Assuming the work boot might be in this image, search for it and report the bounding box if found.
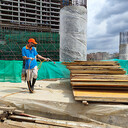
[27,81,33,93]
[32,78,36,91]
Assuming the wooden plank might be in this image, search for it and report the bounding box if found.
[75,97,128,103]
[13,110,24,115]
[73,89,128,97]
[0,107,16,112]
[5,119,93,128]
[74,61,118,63]
[36,119,80,128]
[72,86,128,90]
[9,115,36,123]
[9,115,87,128]
[62,61,119,66]
[63,61,118,64]
[71,79,128,82]
[71,75,128,82]
[36,118,93,128]
[71,75,128,78]
[71,82,128,87]
[67,66,121,70]
[64,63,119,66]
[70,70,126,74]
[73,90,128,103]
[69,68,123,71]
[71,74,128,77]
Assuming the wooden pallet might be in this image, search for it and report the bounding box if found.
[63,61,128,103]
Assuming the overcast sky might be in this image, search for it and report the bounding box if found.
[87,0,128,54]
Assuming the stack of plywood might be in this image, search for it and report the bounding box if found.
[63,61,128,103]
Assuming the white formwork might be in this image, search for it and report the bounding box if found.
[59,6,87,61]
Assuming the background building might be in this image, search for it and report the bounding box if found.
[87,52,119,61]
[0,0,87,60]
[0,0,61,32]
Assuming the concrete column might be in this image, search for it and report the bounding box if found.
[49,0,51,30]
[40,0,42,24]
[60,6,87,61]
[0,0,2,24]
[119,32,128,60]
[18,0,20,24]
[119,44,128,60]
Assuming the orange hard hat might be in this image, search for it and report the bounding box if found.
[28,38,37,44]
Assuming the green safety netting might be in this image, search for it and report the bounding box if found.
[4,32,59,43]
[1,59,128,83]
[37,61,70,80]
[0,60,70,83]
[0,28,60,60]
[103,59,128,74]
[0,60,23,83]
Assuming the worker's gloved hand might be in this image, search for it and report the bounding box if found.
[45,58,51,61]
[29,57,34,61]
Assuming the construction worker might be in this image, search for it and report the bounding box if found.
[22,38,49,93]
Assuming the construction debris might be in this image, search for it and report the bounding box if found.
[63,61,128,103]
[0,106,104,128]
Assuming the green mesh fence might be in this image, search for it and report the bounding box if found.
[37,61,70,80]
[0,60,70,83]
[103,59,128,74]
[0,60,23,83]
[1,59,128,83]
[0,28,59,61]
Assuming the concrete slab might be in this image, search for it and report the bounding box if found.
[0,79,128,127]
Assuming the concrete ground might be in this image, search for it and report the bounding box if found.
[0,79,128,127]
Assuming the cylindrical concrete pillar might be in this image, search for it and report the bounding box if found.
[59,6,87,61]
[119,32,128,60]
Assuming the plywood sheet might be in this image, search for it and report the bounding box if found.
[71,82,128,87]
[71,74,128,77]
[67,66,121,70]
[62,61,119,66]
[73,90,128,102]
[71,75,128,82]
[70,70,126,74]
[72,86,128,90]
